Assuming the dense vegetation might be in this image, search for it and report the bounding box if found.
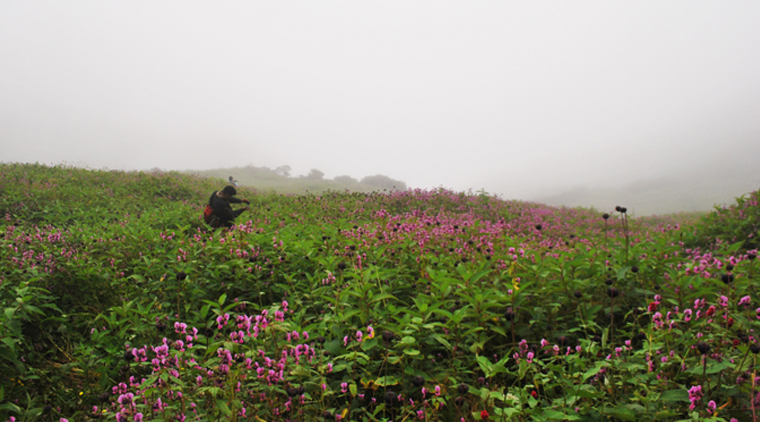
[1,163,758,422]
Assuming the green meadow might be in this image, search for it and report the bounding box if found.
[1,163,759,422]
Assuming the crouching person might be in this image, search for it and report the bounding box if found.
[204,186,250,228]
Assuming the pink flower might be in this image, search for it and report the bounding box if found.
[688,385,702,410]
[707,400,717,414]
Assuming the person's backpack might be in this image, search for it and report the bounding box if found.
[203,205,217,226]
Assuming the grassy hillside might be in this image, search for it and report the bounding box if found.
[187,165,407,195]
[1,163,759,421]
[534,170,760,216]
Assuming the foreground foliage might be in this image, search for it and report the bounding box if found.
[1,163,758,422]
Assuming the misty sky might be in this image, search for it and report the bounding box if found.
[2,1,759,204]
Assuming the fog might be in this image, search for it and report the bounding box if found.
[2,2,759,214]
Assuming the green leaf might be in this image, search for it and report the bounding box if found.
[477,355,492,376]
[400,336,417,345]
[582,366,603,382]
[432,334,452,350]
[660,388,689,403]
[705,361,732,374]
[200,303,211,319]
[0,402,22,414]
[375,376,399,386]
[4,307,15,320]
[606,406,637,421]
[542,409,579,420]
[217,399,232,417]
[370,293,397,303]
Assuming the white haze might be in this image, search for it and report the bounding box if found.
[2,2,759,214]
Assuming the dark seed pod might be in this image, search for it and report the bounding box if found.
[748,252,757,261]
[457,383,469,394]
[631,266,639,273]
[382,331,395,342]
[156,322,167,332]
[607,287,620,298]
[726,264,734,271]
[287,387,298,397]
[620,207,627,214]
[615,206,621,212]
[721,274,735,284]
[535,224,542,231]
[574,290,582,298]
[384,390,397,405]
[602,213,610,220]
[751,344,760,354]
[412,375,425,387]
[504,308,514,321]
[455,396,465,407]
[124,349,133,362]
[696,342,710,355]
[176,271,187,281]
[604,278,613,286]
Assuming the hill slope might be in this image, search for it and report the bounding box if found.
[1,163,757,421]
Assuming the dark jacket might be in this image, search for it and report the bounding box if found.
[209,191,245,227]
